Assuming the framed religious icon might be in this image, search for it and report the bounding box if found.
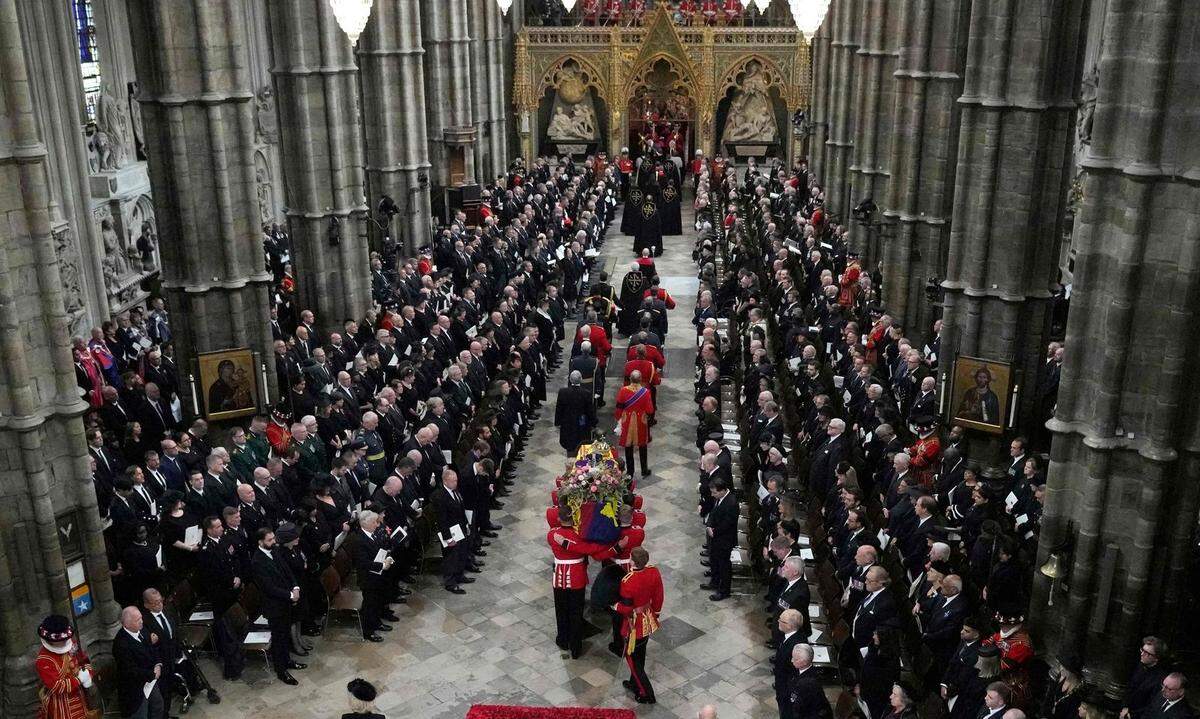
[950,356,1012,434]
[197,348,258,421]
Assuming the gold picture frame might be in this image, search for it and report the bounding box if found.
[950,355,1012,434]
[197,348,259,421]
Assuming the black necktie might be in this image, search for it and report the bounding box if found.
[158,613,171,638]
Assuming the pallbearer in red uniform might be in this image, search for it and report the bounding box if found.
[34,615,97,719]
[607,506,647,655]
[615,371,655,478]
[624,345,661,424]
[906,416,942,490]
[547,509,620,658]
[613,547,664,704]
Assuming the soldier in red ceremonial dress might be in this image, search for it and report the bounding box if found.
[612,547,664,704]
[35,615,97,719]
[906,417,942,490]
[987,613,1035,709]
[615,372,656,478]
[548,511,620,658]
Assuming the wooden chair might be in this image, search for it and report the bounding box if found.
[225,604,272,676]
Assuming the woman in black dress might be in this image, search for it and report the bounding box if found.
[159,492,199,581]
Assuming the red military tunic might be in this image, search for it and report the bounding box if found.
[35,645,93,719]
[626,343,665,369]
[701,0,720,22]
[907,434,942,490]
[575,324,612,367]
[632,508,646,526]
[546,506,561,528]
[988,627,1035,708]
[722,0,743,22]
[613,526,646,569]
[615,383,655,447]
[618,157,634,176]
[624,359,659,387]
[548,527,616,589]
[266,420,291,455]
[643,287,677,309]
[614,565,664,651]
[691,156,708,177]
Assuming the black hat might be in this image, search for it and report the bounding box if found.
[275,522,299,544]
[994,611,1025,625]
[38,615,73,643]
[976,643,1000,659]
[962,613,992,634]
[1058,651,1084,676]
[347,440,368,452]
[347,678,377,702]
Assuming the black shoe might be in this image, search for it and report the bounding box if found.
[378,623,393,632]
[387,596,408,605]
[570,648,583,659]
[700,560,711,567]
[765,640,778,650]
[487,523,503,531]
[709,592,730,601]
[466,566,483,574]
[704,571,712,577]
[700,550,709,557]
[397,586,413,595]
[277,673,298,685]
[460,576,477,583]
[292,647,309,657]
[382,612,400,622]
[642,470,651,478]
[700,583,717,591]
[446,585,466,594]
[490,501,505,509]
[364,634,384,642]
[636,695,657,704]
[609,643,624,657]
[206,690,221,704]
[222,671,243,682]
[481,531,499,538]
[301,627,322,637]
[287,661,307,670]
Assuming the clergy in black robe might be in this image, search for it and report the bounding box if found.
[620,163,648,236]
[660,162,683,236]
[618,267,647,337]
[634,194,663,257]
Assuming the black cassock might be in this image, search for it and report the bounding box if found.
[620,164,647,236]
[660,163,683,236]
[618,271,647,337]
[554,385,597,453]
[634,195,663,257]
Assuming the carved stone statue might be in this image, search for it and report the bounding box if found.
[256,164,273,225]
[53,228,86,316]
[128,81,146,161]
[722,63,779,145]
[547,104,597,141]
[86,124,118,172]
[1077,64,1098,149]
[100,218,131,291]
[255,86,278,144]
[97,82,129,169]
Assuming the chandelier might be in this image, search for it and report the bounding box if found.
[495,0,513,14]
[789,0,830,36]
[327,0,374,46]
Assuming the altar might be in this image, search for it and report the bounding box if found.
[514,7,811,165]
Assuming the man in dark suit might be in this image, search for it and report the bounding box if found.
[847,566,897,668]
[430,467,472,594]
[568,342,600,406]
[100,385,132,435]
[554,371,597,454]
[921,574,969,671]
[137,382,176,446]
[1144,673,1192,719]
[702,478,738,601]
[1122,637,1173,719]
[193,516,244,680]
[771,557,812,645]
[142,587,220,710]
[695,397,722,451]
[112,606,165,719]
[250,528,304,685]
[346,510,399,642]
[774,608,809,719]
[786,643,834,719]
[88,427,125,489]
[809,418,848,500]
[158,438,186,491]
[184,472,224,521]
[107,478,141,554]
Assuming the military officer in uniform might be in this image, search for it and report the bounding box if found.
[613,546,664,704]
[354,412,388,487]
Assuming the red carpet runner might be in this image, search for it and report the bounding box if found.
[466,706,637,719]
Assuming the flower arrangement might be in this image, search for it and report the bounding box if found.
[556,438,628,506]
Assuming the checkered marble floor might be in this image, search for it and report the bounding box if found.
[189,201,783,719]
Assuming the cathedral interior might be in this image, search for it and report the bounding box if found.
[1,0,1198,717]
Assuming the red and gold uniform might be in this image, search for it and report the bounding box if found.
[626,343,665,370]
[615,383,654,447]
[678,0,698,24]
[643,286,677,309]
[612,526,646,569]
[838,258,862,307]
[906,432,942,490]
[265,416,292,456]
[603,0,623,24]
[574,323,612,367]
[631,508,646,526]
[988,624,1035,708]
[582,0,600,23]
[35,616,95,719]
[548,526,617,655]
[613,564,664,701]
[700,0,719,24]
[624,358,659,388]
[722,0,743,23]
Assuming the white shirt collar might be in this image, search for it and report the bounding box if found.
[1000,625,1021,639]
[783,630,797,641]
[124,628,142,642]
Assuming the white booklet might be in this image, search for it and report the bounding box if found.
[244,631,272,645]
[184,525,202,546]
[439,524,466,547]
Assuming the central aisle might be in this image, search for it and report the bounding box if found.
[199,199,779,719]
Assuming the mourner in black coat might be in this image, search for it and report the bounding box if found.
[554,376,597,454]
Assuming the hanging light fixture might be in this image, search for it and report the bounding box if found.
[327,0,374,46]
[790,0,830,36]
[561,0,578,12]
[752,0,770,11]
[495,0,513,14]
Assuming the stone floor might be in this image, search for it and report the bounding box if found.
[187,200,783,718]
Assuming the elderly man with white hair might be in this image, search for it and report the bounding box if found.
[810,417,849,499]
[785,643,832,719]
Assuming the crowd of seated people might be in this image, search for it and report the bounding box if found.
[79,154,620,713]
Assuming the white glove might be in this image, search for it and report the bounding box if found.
[77,668,93,688]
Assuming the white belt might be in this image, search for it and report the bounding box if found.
[554,558,585,565]
[614,558,632,565]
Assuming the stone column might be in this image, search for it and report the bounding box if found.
[937,0,1082,431]
[360,0,433,254]
[265,0,371,332]
[0,0,120,711]
[809,20,832,174]
[424,0,478,198]
[825,0,860,216]
[880,0,969,336]
[486,1,511,176]
[847,0,899,222]
[468,0,491,182]
[1034,0,1200,687]
[126,0,275,399]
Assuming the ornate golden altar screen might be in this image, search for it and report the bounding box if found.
[514,6,811,163]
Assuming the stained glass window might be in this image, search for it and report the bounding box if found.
[74,0,101,121]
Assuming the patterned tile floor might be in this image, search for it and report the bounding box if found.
[188,201,782,718]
